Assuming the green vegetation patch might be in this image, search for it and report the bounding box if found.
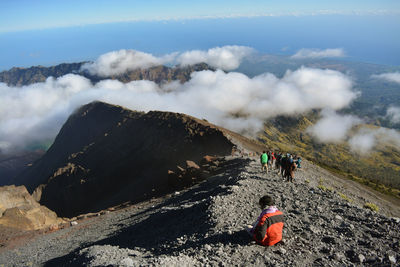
[364,202,379,212]
[338,192,353,203]
[317,179,333,192]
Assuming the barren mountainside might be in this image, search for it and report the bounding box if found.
[16,101,264,218]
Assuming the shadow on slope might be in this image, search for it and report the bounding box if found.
[44,158,252,266]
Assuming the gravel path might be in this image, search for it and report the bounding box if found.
[0,156,399,266]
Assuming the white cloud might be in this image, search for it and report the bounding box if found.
[378,128,400,148]
[80,46,254,76]
[0,75,92,152]
[176,46,255,70]
[348,129,376,154]
[386,106,400,124]
[307,109,362,143]
[291,48,345,59]
[349,127,400,154]
[80,49,176,77]
[0,65,357,152]
[372,72,400,84]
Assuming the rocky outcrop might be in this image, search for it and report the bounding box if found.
[167,157,225,188]
[0,185,64,230]
[16,102,265,218]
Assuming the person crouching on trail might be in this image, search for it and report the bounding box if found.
[247,195,284,246]
[260,151,268,173]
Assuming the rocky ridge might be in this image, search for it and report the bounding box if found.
[16,101,265,218]
[0,156,398,266]
[0,62,213,86]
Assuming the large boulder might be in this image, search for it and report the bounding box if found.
[0,185,64,230]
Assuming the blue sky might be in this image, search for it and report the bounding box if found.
[1,0,399,32]
[0,1,399,70]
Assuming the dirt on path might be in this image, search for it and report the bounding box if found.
[0,156,399,266]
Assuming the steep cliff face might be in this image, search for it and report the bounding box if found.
[17,101,242,217]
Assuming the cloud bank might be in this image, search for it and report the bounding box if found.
[176,46,254,70]
[291,48,345,59]
[349,127,400,154]
[386,106,400,124]
[0,66,356,152]
[307,109,362,143]
[348,129,376,154]
[306,108,400,154]
[372,72,400,84]
[81,46,254,77]
[80,50,175,77]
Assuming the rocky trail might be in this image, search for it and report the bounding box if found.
[0,156,399,266]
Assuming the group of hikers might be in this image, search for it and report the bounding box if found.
[247,151,302,247]
[260,150,302,183]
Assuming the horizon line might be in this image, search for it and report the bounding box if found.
[1,9,399,34]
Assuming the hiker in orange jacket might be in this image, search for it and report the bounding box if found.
[248,195,284,246]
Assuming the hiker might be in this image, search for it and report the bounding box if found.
[287,159,297,183]
[296,157,302,169]
[280,154,287,178]
[260,151,268,173]
[288,154,293,164]
[268,151,275,170]
[275,152,282,172]
[247,195,284,246]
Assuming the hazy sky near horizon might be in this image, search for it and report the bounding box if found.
[1,0,399,32]
[0,1,399,153]
[0,1,399,70]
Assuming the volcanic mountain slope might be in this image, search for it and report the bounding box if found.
[0,62,213,186]
[0,62,213,86]
[0,156,398,266]
[16,101,265,218]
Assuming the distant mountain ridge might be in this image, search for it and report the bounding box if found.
[0,62,213,86]
[0,63,85,86]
